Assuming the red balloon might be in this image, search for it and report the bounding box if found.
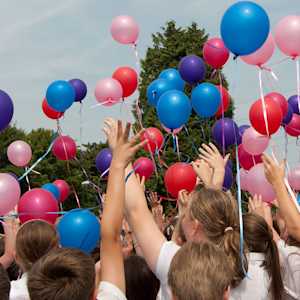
[52,136,77,161]
[238,144,262,171]
[53,179,70,202]
[285,113,300,137]
[42,99,63,120]
[203,37,230,69]
[215,85,230,117]
[265,92,288,117]
[141,127,164,153]
[249,97,283,135]
[112,66,138,98]
[133,157,154,180]
[17,188,59,224]
[164,163,197,198]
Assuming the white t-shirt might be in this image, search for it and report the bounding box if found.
[97,281,127,300]
[10,273,30,300]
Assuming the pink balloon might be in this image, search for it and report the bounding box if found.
[288,166,300,190]
[242,127,269,155]
[0,173,21,215]
[52,136,77,161]
[133,157,155,180]
[111,15,139,45]
[247,164,276,203]
[275,16,300,58]
[53,179,70,202]
[94,78,123,106]
[17,188,59,224]
[237,168,249,191]
[7,140,32,167]
[241,34,275,66]
[162,125,183,135]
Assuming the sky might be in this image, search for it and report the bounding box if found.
[0,0,300,164]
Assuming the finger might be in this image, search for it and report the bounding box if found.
[117,120,122,140]
[132,140,148,153]
[208,142,220,154]
[136,173,140,183]
[129,130,144,145]
[141,176,145,186]
[124,122,131,142]
[224,153,230,164]
[102,128,109,137]
[201,144,215,156]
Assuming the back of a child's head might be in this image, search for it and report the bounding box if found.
[27,247,95,300]
[124,254,160,300]
[168,241,231,300]
[0,264,10,300]
[16,219,58,272]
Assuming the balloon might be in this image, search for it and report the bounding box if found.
[221,1,270,55]
[0,173,21,215]
[146,79,173,107]
[42,99,63,120]
[238,125,250,144]
[266,92,288,118]
[203,37,230,69]
[247,163,276,203]
[191,83,221,118]
[69,79,87,102]
[288,166,300,190]
[297,194,300,206]
[285,114,300,137]
[111,15,139,45]
[0,90,14,131]
[238,168,249,191]
[52,136,77,161]
[159,68,185,91]
[275,16,300,58]
[42,183,61,201]
[288,95,300,115]
[242,127,269,155]
[17,188,59,224]
[238,144,262,171]
[133,157,154,180]
[282,104,293,125]
[112,66,138,98]
[178,55,206,84]
[241,33,275,66]
[95,148,112,174]
[249,97,283,135]
[57,209,100,253]
[94,78,123,106]
[141,128,164,153]
[223,166,233,191]
[164,163,197,198]
[53,180,70,203]
[46,80,75,112]
[162,125,183,135]
[215,85,230,117]
[7,140,32,167]
[157,90,192,129]
[212,118,239,149]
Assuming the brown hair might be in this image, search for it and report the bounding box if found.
[243,213,284,300]
[168,241,231,300]
[16,220,59,271]
[27,248,95,300]
[0,264,10,300]
[189,187,246,287]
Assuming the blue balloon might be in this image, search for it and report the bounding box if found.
[221,1,270,55]
[42,183,60,201]
[297,193,300,206]
[57,209,100,254]
[157,90,191,129]
[46,80,75,112]
[147,79,173,106]
[159,68,185,91]
[191,83,221,118]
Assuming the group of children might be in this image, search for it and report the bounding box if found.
[0,118,299,299]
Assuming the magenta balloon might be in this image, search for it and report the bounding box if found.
[247,163,276,203]
[242,127,269,155]
[237,168,249,191]
[288,165,300,190]
[133,157,155,180]
[94,78,123,106]
[7,140,32,167]
[0,173,21,215]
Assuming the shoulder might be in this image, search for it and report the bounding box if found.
[97,281,127,300]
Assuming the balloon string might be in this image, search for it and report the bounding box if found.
[79,101,83,154]
[125,163,140,183]
[143,129,158,177]
[183,126,199,156]
[218,71,225,156]
[284,130,289,163]
[258,69,270,136]
[25,167,31,191]
[296,59,300,114]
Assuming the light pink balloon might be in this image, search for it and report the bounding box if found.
[288,165,300,190]
[7,140,32,167]
[111,15,139,45]
[275,15,300,58]
[247,163,276,203]
[242,127,269,155]
[94,78,123,106]
[237,168,249,191]
[241,34,275,66]
[0,173,21,215]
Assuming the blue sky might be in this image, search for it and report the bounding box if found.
[1,0,299,163]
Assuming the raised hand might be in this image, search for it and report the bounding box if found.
[262,154,285,186]
[191,159,213,187]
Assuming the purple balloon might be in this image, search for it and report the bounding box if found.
[223,166,233,190]
[69,79,87,102]
[95,148,112,174]
[178,55,206,84]
[212,118,239,149]
[282,103,293,125]
[288,95,300,115]
[0,90,14,131]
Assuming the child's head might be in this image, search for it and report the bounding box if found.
[27,248,96,300]
[124,254,160,300]
[16,220,59,272]
[168,241,231,300]
[0,264,10,300]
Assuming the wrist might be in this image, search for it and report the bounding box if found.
[110,159,127,170]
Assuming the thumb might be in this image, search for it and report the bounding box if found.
[224,153,230,164]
